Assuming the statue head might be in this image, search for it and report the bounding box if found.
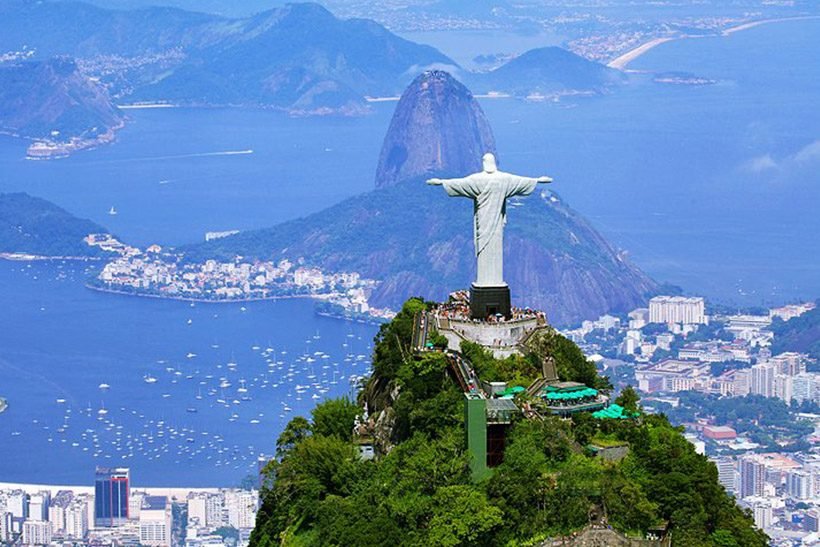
[482,153,497,174]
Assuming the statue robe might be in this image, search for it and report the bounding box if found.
[442,171,539,287]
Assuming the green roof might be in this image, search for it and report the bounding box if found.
[544,387,598,401]
[592,403,638,420]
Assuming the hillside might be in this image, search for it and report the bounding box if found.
[181,71,655,326]
[0,1,455,112]
[250,298,768,546]
[0,193,111,257]
[0,58,123,142]
[771,304,820,360]
[182,178,654,326]
[468,46,624,97]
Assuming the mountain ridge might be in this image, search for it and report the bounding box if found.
[0,192,112,257]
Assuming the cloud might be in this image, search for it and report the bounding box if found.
[793,139,820,164]
[745,154,778,173]
[742,139,820,177]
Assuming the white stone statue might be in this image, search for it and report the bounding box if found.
[427,153,552,287]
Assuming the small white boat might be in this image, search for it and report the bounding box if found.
[143,375,158,384]
[108,206,117,216]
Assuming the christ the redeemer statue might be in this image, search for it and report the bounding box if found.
[428,153,552,319]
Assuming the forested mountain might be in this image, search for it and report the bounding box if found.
[250,299,768,546]
[0,193,111,257]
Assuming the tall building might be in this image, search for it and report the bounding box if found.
[224,490,258,530]
[0,512,13,544]
[28,491,50,522]
[95,467,130,527]
[786,469,813,500]
[649,296,706,325]
[750,363,776,398]
[740,456,767,498]
[65,498,89,540]
[22,520,52,546]
[139,496,171,547]
[187,492,223,529]
[732,369,751,396]
[712,456,737,494]
[792,373,819,404]
[773,374,793,403]
[771,352,805,376]
[49,490,74,536]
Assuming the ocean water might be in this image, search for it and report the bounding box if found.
[0,19,818,486]
[0,260,375,486]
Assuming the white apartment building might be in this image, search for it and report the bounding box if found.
[139,496,171,547]
[224,490,258,530]
[751,362,777,398]
[65,498,89,539]
[649,296,706,325]
[732,369,752,396]
[787,469,814,500]
[28,492,50,522]
[792,373,820,404]
[770,352,806,376]
[22,520,52,546]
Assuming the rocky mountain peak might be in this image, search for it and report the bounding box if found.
[374,70,496,189]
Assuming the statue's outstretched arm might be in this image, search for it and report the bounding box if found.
[427,176,469,186]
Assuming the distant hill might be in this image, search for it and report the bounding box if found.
[0,1,456,113]
[0,193,111,257]
[0,57,123,142]
[375,71,496,189]
[468,46,624,96]
[771,304,820,360]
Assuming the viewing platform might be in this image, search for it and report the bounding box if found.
[430,290,547,357]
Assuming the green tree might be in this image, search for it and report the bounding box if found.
[311,398,360,440]
[276,416,311,457]
[615,385,640,413]
[426,485,503,546]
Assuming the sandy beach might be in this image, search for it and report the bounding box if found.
[607,37,676,70]
[0,481,221,498]
[608,16,820,71]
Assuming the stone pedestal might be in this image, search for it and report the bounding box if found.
[470,284,511,319]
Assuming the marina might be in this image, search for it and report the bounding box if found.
[0,260,376,486]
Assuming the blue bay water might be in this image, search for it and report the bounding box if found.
[0,19,819,486]
[0,261,375,486]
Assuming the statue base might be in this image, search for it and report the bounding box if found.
[470,284,511,320]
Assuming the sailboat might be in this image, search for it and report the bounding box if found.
[108,206,117,216]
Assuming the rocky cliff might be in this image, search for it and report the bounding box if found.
[375,70,496,189]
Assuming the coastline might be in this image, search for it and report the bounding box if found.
[0,481,221,498]
[25,120,125,161]
[85,283,327,305]
[1,252,103,262]
[607,15,820,71]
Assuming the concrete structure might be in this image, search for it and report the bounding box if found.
[428,153,552,318]
[712,456,736,494]
[224,490,257,530]
[703,425,737,441]
[786,470,813,500]
[22,520,51,545]
[94,467,130,527]
[139,496,171,547]
[649,296,706,325]
[635,359,710,393]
